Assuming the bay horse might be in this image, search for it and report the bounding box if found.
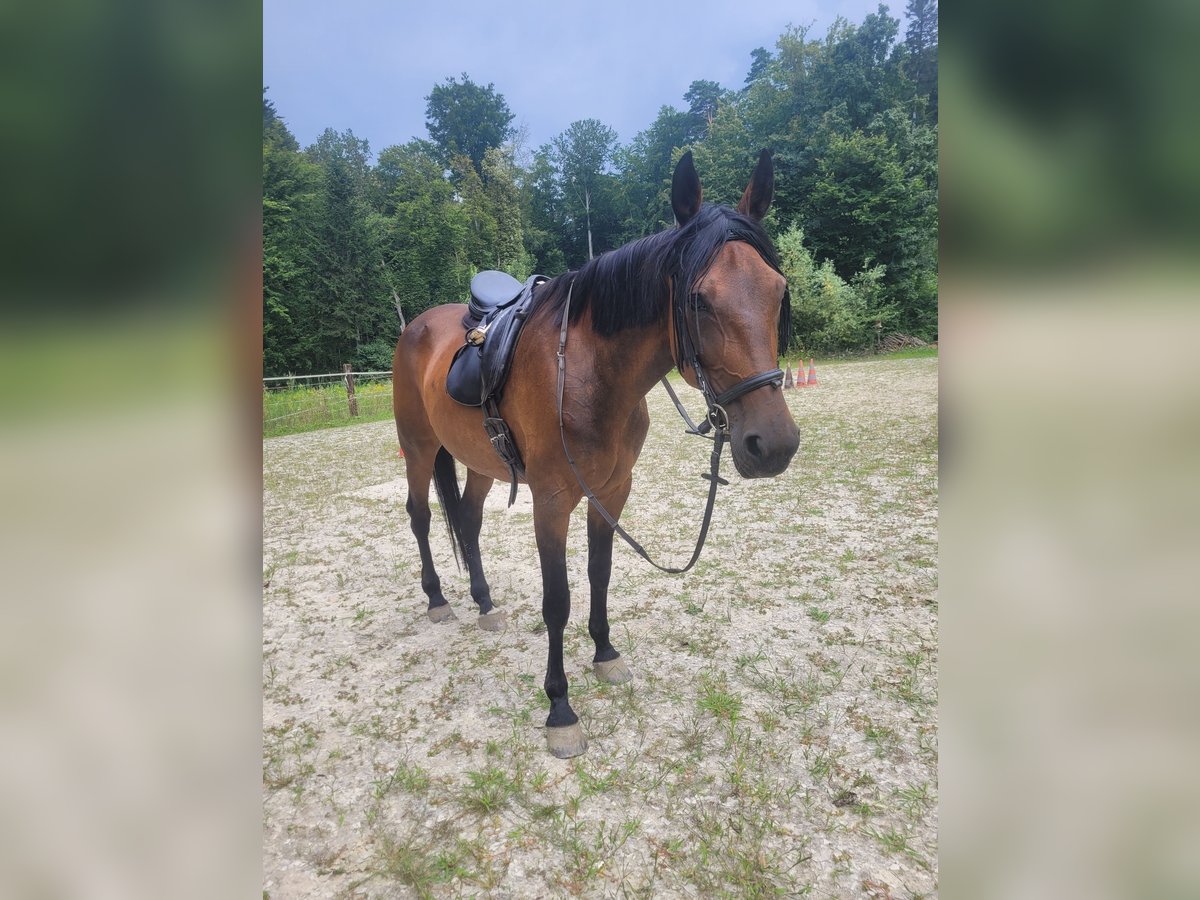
[392,150,799,757]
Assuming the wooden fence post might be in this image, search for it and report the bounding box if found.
[343,364,358,417]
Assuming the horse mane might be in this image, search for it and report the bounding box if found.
[535,204,791,360]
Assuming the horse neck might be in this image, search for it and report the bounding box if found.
[583,309,676,406]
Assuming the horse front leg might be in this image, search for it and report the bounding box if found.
[588,479,633,684]
[534,494,587,758]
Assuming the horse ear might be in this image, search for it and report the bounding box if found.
[671,150,702,226]
[737,149,774,221]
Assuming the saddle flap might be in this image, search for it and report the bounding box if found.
[446,342,485,406]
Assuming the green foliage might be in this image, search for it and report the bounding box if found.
[263,379,394,438]
[614,105,692,239]
[262,7,938,377]
[551,119,620,264]
[777,224,895,353]
[424,73,515,175]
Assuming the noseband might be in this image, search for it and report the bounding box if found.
[555,240,786,574]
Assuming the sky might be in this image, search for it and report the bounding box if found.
[264,0,896,159]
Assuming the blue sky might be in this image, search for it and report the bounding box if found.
[264,0,897,158]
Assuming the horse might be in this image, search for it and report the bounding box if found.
[392,150,800,757]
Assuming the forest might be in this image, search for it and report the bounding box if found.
[263,1,937,377]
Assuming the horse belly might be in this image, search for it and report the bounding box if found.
[424,392,515,482]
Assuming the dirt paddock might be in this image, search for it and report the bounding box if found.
[263,356,938,898]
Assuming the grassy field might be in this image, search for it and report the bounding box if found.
[263,378,394,438]
[263,355,938,897]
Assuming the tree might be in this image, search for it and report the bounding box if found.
[263,92,321,375]
[804,125,936,335]
[305,131,390,370]
[521,146,568,275]
[904,0,938,122]
[552,119,619,262]
[424,73,515,176]
[482,146,530,276]
[683,79,729,141]
[688,104,757,210]
[378,140,470,319]
[614,105,693,239]
[744,48,772,87]
[261,4,939,367]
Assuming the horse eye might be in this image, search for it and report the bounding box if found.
[690,294,710,312]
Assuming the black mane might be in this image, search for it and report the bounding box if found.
[535,204,791,363]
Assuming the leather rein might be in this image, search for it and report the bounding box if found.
[555,267,784,574]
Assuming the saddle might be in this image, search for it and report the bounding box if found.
[446,271,547,505]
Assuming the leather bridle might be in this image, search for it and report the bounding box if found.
[555,245,785,574]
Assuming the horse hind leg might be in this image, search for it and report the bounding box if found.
[403,447,456,623]
[460,468,505,632]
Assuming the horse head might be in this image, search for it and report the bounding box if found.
[670,150,800,478]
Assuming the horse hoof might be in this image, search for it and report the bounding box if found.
[593,656,632,684]
[427,604,456,623]
[546,723,588,758]
[477,609,506,632]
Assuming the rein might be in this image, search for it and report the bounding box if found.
[555,265,784,574]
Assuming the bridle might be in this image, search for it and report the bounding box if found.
[555,239,786,574]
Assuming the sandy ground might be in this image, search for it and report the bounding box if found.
[263,357,938,898]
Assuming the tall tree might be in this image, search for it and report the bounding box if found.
[744,48,772,87]
[804,125,936,333]
[552,119,619,262]
[379,140,470,320]
[481,146,529,276]
[904,0,938,122]
[263,94,320,375]
[683,79,729,141]
[615,105,694,240]
[522,146,568,275]
[305,131,389,370]
[424,73,515,176]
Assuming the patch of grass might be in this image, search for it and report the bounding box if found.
[697,674,743,726]
[263,719,321,799]
[806,606,831,624]
[263,378,395,438]
[371,832,471,899]
[460,766,519,814]
[575,761,621,797]
[372,761,431,798]
[896,782,935,820]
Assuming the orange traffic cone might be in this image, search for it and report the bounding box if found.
[795,358,808,387]
[783,362,794,389]
[806,358,818,387]
[398,447,405,459]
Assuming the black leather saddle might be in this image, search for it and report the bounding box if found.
[447,272,546,407]
[446,271,547,505]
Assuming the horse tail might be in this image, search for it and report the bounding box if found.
[431,447,468,571]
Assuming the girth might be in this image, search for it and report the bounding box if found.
[446,272,547,506]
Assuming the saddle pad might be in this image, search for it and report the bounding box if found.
[447,274,546,407]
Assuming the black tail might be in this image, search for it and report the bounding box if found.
[431,447,469,571]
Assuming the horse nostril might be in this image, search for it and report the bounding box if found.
[744,433,764,459]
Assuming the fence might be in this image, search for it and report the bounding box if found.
[263,366,395,438]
